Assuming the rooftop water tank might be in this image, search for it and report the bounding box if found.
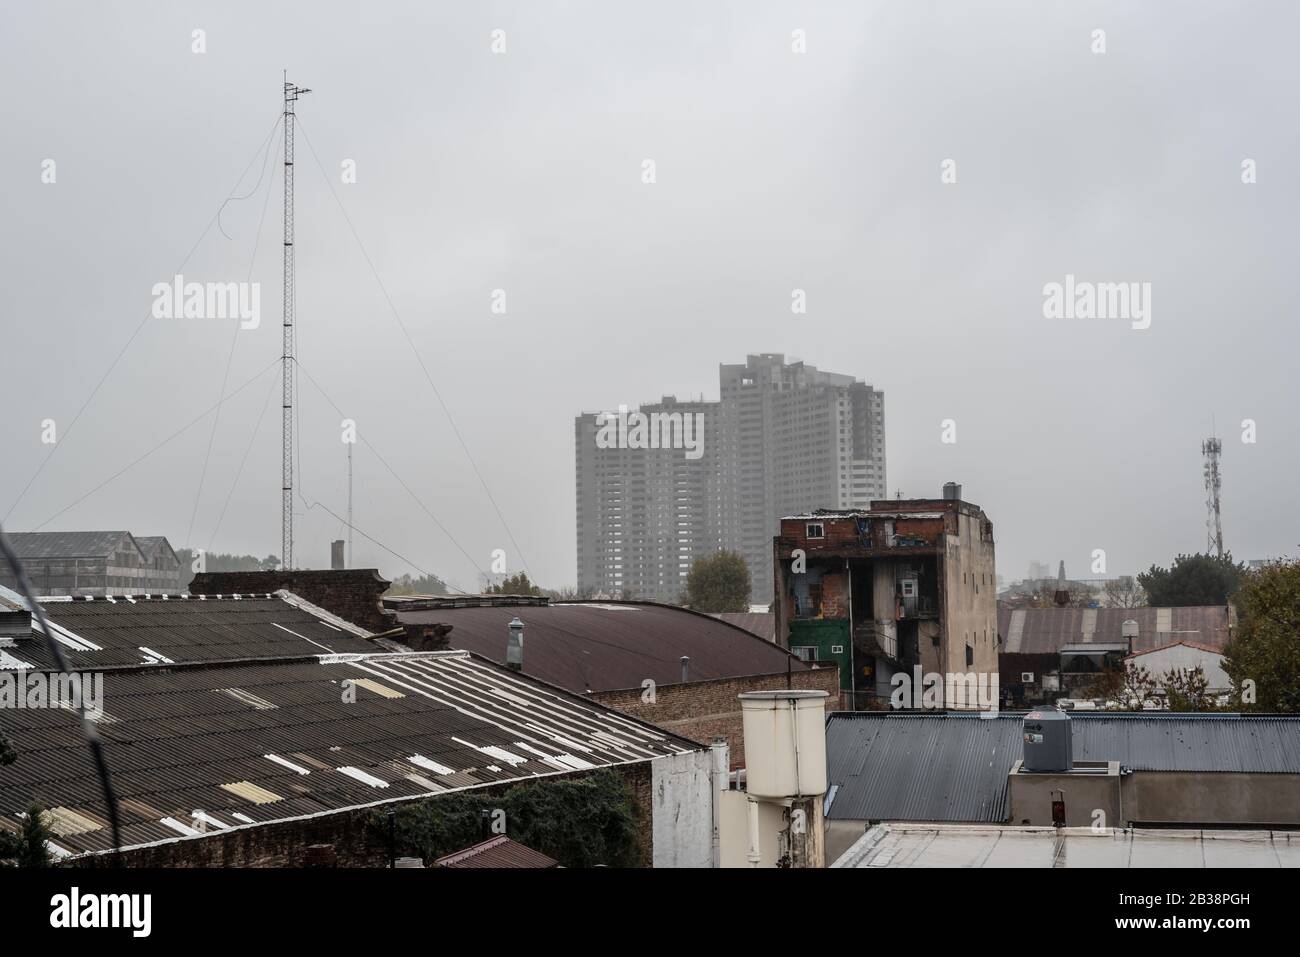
[739,690,828,799]
[1022,706,1072,772]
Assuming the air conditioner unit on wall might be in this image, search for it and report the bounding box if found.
[1021,672,1035,683]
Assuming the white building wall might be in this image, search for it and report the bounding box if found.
[1128,645,1230,691]
[651,750,714,868]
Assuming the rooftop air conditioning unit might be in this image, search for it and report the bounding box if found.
[1021,672,1035,683]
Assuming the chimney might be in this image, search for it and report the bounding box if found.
[330,540,345,570]
[506,617,524,671]
[1053,560,1070,606]
[680,655,690,683]
[942,482,961,501]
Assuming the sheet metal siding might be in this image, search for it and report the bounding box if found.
[826,714,1300,824]
[826,715,1018,823]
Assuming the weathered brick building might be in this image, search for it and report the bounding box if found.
[773,484,998,710]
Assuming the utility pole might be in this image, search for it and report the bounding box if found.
[1202,435,1224,558]
[282,73,310,570]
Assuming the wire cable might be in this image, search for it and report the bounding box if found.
[293,357,487,584]
[3,113,286,526]
[31,359,281,531]
[205,372,279,552]
[186,127,283,548]
[294,116,534,578]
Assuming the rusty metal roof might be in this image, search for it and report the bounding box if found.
[0,592,379,670]
[0,651,698,857]
[393,600,806,693]
[998,605,1232,655]
[434,834,558,868]
[826,712,1300,824]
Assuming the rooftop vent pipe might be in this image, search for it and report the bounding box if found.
[680,655,690,683]
[506,617,524,671]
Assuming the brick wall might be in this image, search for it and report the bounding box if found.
[591,667,842,769]
[188,569,395,633]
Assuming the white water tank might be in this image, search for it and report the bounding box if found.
[739,690,828,799]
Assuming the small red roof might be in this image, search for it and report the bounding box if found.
[434,835,558,869]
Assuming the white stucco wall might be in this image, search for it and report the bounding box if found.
[1127,644,1229,690]
[651,750,714,868]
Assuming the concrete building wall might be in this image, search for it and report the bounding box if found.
[651,750,715,868]
[938,509,998,708]
[1010,766,1300,828]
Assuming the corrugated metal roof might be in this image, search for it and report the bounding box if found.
[710,612,775,641]
[7,593,379,669]
[4,531,143,561]
[0,651,698,857]
[826,713,1300,824]
[434,834,558,868]
[998,606,1232,655]
[394,600,807,693]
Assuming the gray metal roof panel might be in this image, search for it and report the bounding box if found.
[826,713,1300,824]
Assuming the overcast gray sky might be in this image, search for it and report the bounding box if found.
[2,0,1296,592]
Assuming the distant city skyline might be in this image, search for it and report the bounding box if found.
[2,2,1296,593]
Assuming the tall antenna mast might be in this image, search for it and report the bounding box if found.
[347,441,353,568]
[1201,434,1224,558]
[282,73,310,570]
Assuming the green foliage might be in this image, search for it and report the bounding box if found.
[1137,552,1244,607]
[682,549,751,613]
[175,549,281,581]
[0,804,53,868]
[372,771,642,868]
[0,731,14,768]
[385,572,451,597]
[487,573,544,597]
[1223,560,1300,712]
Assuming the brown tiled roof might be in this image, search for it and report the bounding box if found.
[434,834,558,868]
[0,652,697,858]
[392,599,806,693]
[997,605,1232,655]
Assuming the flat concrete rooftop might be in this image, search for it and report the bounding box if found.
[832,824,1300,868]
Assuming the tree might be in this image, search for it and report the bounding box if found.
[682,550,751,613]
[1138,552,1244,607]
[1102,575,1146,608]
[0,804,53,868]
[1223,560,1300,712]
[487,573,544,597]
[386,572,451,597]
